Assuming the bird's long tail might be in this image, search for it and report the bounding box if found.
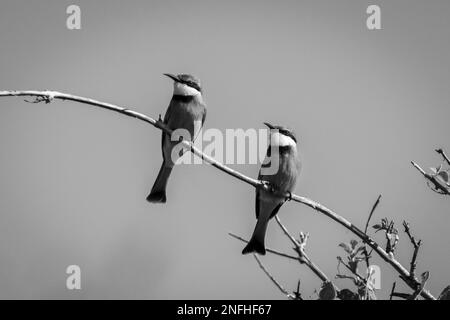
[147,163,173,203]
[242,218,268,255]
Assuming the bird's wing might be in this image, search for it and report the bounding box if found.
[163,100,174,124]
[161,101,175,160]
[192,104,207,142]
[255,146,271,219]
[255,190,260,219]
[269,201,285,219]
[256,189,285,220]
[201,106,207,127]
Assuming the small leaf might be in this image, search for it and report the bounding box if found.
[355,246,366,255]
[350,239,358,249]
[372,224,382,230]
[421,271,430,285]
[339,243,352,254]
[438,285,450,300]
[318,281,336,300]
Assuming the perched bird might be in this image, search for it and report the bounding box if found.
[242,122,301,255]
[147,73,206,203]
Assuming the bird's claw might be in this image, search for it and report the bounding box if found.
[286,191,293,201]
[261,181,272,192]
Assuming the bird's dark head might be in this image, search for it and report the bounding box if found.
[164,73,202,96]
[264,122,298,147]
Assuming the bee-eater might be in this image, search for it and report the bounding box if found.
[242,122,301,255]
[147,74,206,203]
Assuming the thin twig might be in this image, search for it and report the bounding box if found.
[403,221,422,278]
[363,195,382,268]
[228,232,297,260]
[389,282,397,300]
[436,148,450,166]
[274,216,331,284]
[365,195,382,234]
[253,254,295,299]
[0,90,436,300]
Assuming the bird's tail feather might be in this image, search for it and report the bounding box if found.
[147,164,173,203]
[242,219,268,255]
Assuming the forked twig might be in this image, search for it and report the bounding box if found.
[274,216,331,284]
[403,221,422,278]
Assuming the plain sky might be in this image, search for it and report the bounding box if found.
[0,0,449,299]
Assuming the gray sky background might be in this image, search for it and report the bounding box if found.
[0,0,449,299]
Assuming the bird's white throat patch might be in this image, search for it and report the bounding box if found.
[173,82,201,96]
[270,131,296,147]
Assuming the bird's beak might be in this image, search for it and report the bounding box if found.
[163,73,180,82]
[263,122,275,129]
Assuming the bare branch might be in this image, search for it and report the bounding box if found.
[228,232,297,260]
[436,148,450,166]
[0,90,436,300]
[275,216,302,250]
[253,254,295,299]
[403,221,422,278]
[274,216,332,284]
